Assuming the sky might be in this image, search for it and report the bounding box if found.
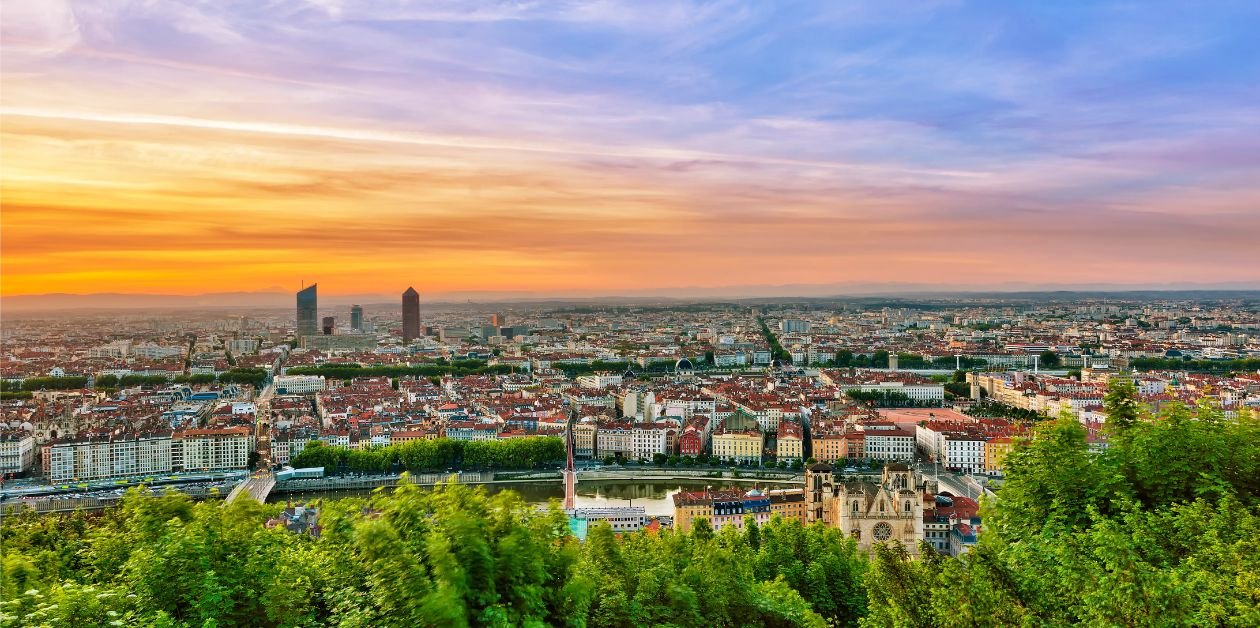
[2,0,1259,298]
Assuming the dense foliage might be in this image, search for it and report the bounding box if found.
[844,389,942,408]
[863,397,1260,626]
[552,361,688,377]
[286,361,514,381]
[3,395,1257,627]
[289,437,565,474]
[0,377,90,392]
[1,482,855,627]
[1129,356,1260,372]
[757,318,793,363]
[963,399,1050,421]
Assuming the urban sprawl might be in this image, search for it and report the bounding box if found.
[2,288,1258,556]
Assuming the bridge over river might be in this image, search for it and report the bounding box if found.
[226,472,276,504]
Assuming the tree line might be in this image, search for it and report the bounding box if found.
[1129,356,1260,372]
[822,351,990,370]
[289,436,565,474]
[2,383,1256,626]
[844,389,941,408]
[1,377,90,392]
[757,317,794,364]
[286,361,514,381]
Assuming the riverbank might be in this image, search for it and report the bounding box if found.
[272,466,805,495]
[0,467,810,517]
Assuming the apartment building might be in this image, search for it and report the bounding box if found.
[172,427,252,472]
[0,431,36,474]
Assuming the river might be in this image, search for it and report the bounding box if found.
[273,478,795,517]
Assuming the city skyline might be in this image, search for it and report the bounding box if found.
[3,1,1259,297]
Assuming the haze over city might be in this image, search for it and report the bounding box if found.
[3,0,1259,300]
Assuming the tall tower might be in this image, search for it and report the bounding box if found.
[322,316,335,335]
[350,305,363,332]
[804,462,834,524]
[296,284,318,338]
[563,408,577,511]
[402,287,420,342]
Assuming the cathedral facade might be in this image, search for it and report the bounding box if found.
[805,462,934,555]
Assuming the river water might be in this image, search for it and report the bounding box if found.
[274,478,795,517]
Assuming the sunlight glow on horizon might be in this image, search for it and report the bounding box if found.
[3,1,1259,296]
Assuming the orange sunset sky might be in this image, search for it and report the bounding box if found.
[2,1,1259,298]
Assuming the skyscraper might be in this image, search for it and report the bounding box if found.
[296,284,318,338]
[402,287,420,342]
[490,312,506,328]
[322,316,335,335]
[350,305,363,332]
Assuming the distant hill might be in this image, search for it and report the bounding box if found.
[2,282,1258,312]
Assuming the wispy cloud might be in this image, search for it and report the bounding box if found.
[2,0,1259,295]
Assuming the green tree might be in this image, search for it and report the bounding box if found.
[1038,349,1061,368]
[1103,378,1141,431]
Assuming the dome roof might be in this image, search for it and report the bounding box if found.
[675,357,694,371]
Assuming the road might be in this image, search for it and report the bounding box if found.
[915,462,996,501]
[226,472,276,504]
[254,383,275,470]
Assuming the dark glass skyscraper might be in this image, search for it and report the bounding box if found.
[296,284,318,337]
[350,304,363,331]
[402,287,420,342]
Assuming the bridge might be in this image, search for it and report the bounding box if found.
[226,472,276,504]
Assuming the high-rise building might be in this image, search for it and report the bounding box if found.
[402,287,420,341]
[322,316,335,335]
[350,305,363,332]
[296,284,318,338]
[490,312,506,327]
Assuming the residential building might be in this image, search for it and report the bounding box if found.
[47,433,173,482]
[172,427,251,472]
[673,488,773,533]
[712,412,764,464]
[776,419,804,460]
[0,431,36,474]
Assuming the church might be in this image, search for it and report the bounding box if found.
[805,462,934,555]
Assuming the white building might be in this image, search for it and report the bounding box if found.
[779,319,811,333]
[0,431,36,474]
[172,427,252,472]
[570,506,648,533]
[273,375,325,395]
[87,340,132,359]
[861,426,916,462]
[47,433,173,482]
[597,423,633,458]
[629,424,670,459]
[943,435,986,474]
[842,381,945,405]
[131,343,185,360]
[576,372,624,389]
[227,338,260,355]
